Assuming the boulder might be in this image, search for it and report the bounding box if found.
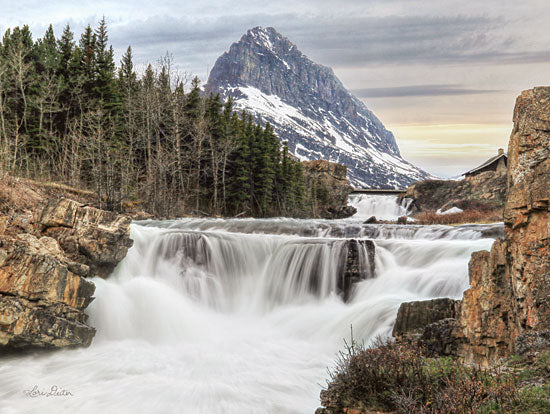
[363,216,377,224]
[421,318,461,357]
[392,298,462,357]
[392,298,460,342]
[328,205,357,219]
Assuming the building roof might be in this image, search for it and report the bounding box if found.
[464,153,507,175]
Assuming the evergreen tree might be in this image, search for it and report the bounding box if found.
[93,17,121,115]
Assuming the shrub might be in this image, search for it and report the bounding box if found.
[321,337,524,413]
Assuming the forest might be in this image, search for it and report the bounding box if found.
[0,19,315,217]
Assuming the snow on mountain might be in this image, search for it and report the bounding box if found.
[206,26,431,188]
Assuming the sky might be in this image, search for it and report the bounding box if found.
[2,0,549,177]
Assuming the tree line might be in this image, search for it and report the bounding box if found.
[0,19,316,217]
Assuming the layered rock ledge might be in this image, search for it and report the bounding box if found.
[0,195,132,349]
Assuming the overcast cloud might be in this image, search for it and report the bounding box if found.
[2,0,549,176]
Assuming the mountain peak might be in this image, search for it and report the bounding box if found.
[245,26,287,48]
[247,26,278,38]
[235,26,299,65]
[207,27,430,188]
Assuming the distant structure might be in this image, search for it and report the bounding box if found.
[464,148,507,178]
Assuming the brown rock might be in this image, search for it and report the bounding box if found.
[0,216,7,234]
[303,160,354,219]
[457,241,517,364]
[456,87,550,365]
[0,295,95,348]
[37,198,133,278]
[0,197,133,350]
[0,234,96,348]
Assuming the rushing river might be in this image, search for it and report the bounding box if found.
[0,195,501,414]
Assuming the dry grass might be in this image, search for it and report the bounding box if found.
[0,174,99,215]
[0,174,44,214]
[415,209,503,225]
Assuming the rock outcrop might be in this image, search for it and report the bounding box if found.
[0,195,132,349]
[36,198,133,278]
[390,87,550,365]
[302,160,356,219]
[340,240,375,301]
[456,241,516,363]
[400,170,507,214]
[393,298,460,342]
[392,298,462,357]
[456,86,550,365]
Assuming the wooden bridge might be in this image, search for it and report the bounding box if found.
[351,188,406,195]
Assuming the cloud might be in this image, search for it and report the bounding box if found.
[99,11,550,76]
[3,3,549,75]
[352,84,506,98]
[287,15,550,67]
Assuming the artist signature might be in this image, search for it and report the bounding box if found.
[23,385,73,398]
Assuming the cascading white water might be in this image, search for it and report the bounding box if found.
[0,217,500,414]
[349,193,412,221]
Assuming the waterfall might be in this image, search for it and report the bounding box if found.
[0,217,500,414]
[349,193,412,221]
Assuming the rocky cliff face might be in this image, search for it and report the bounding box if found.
[391,87,550,365]
[207,26,430,189]
[0,186,132,349]
[457,87,550,364]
